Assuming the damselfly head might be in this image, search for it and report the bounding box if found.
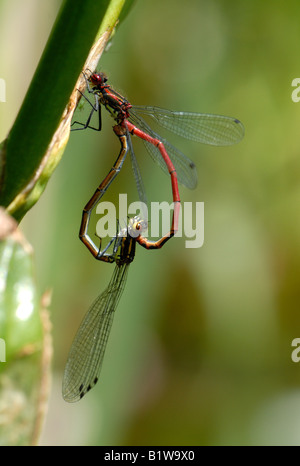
[128,216,147,238]
[89,71,108,87]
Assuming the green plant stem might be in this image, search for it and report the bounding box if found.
[0,0,131,220]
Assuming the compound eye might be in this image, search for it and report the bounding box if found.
[89,74,96,84]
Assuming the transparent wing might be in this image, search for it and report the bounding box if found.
[131,105,245,146]
[62,263,129,402]
[125,126,148,208]
[129,148,149,223]
[129,110,198,190]
[145,136,198,190]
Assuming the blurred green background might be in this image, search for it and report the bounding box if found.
[1,0,300,446]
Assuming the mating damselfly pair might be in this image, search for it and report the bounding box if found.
[62,70,244,402]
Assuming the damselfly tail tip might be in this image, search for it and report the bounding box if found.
[63,376,99,403]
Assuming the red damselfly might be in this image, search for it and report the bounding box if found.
[72,71,244,251]
[62,216,146,402]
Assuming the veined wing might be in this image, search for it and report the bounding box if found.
[62,263,129,402]
[125,125,148,208]
[131,105,245,146]
[128,110,198,190]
